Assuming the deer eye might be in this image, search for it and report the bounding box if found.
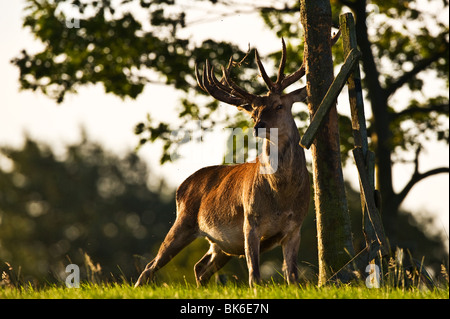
[276,104,283,110]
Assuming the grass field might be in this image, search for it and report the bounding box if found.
[1,282,448,299]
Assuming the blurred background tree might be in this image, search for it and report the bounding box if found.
[5,0,449,283]
[0,134,178,284]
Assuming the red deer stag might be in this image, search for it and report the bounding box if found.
[135,39,311,287]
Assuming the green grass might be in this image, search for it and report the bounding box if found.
[1,282,448,299]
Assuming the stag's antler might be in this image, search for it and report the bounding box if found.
[195,39,305,107]
[255,38,306,94]
[196,31,341,107]
[195,60,248,106]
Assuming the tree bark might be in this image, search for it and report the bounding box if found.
[300,0,355,286]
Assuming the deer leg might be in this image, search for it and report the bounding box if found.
[244,218,261,287]
[194,243,231,287]
[281,230,301,285]
[134,218,197,287]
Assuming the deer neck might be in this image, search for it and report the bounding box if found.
[258,124,305,181]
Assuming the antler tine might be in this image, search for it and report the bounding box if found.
[209,65,233,95]
[255,49,275,91]
[279,30,340,91]
[224,57,233,79]
[195,63,207,92]
[200,60,247,106]
[275,38,287,87]
[221,63,257,102]
[280,62,306,91]
[279,37,305,91]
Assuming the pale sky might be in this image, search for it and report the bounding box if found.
[0,1,448,249]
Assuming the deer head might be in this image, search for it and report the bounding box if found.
[195,39,307,144]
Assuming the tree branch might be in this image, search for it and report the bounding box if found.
[397,167,450,205]
[385,40,449,98]
[413,145,421,175]
[392,103,449,120]
[396,145,449,205]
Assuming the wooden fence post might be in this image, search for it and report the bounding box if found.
[300,48,361,149]
[340,13,389,262]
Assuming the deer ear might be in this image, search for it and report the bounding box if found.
[284,86,307,105]
[237,103,253,114]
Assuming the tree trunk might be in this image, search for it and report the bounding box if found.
[300,0,355,286]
